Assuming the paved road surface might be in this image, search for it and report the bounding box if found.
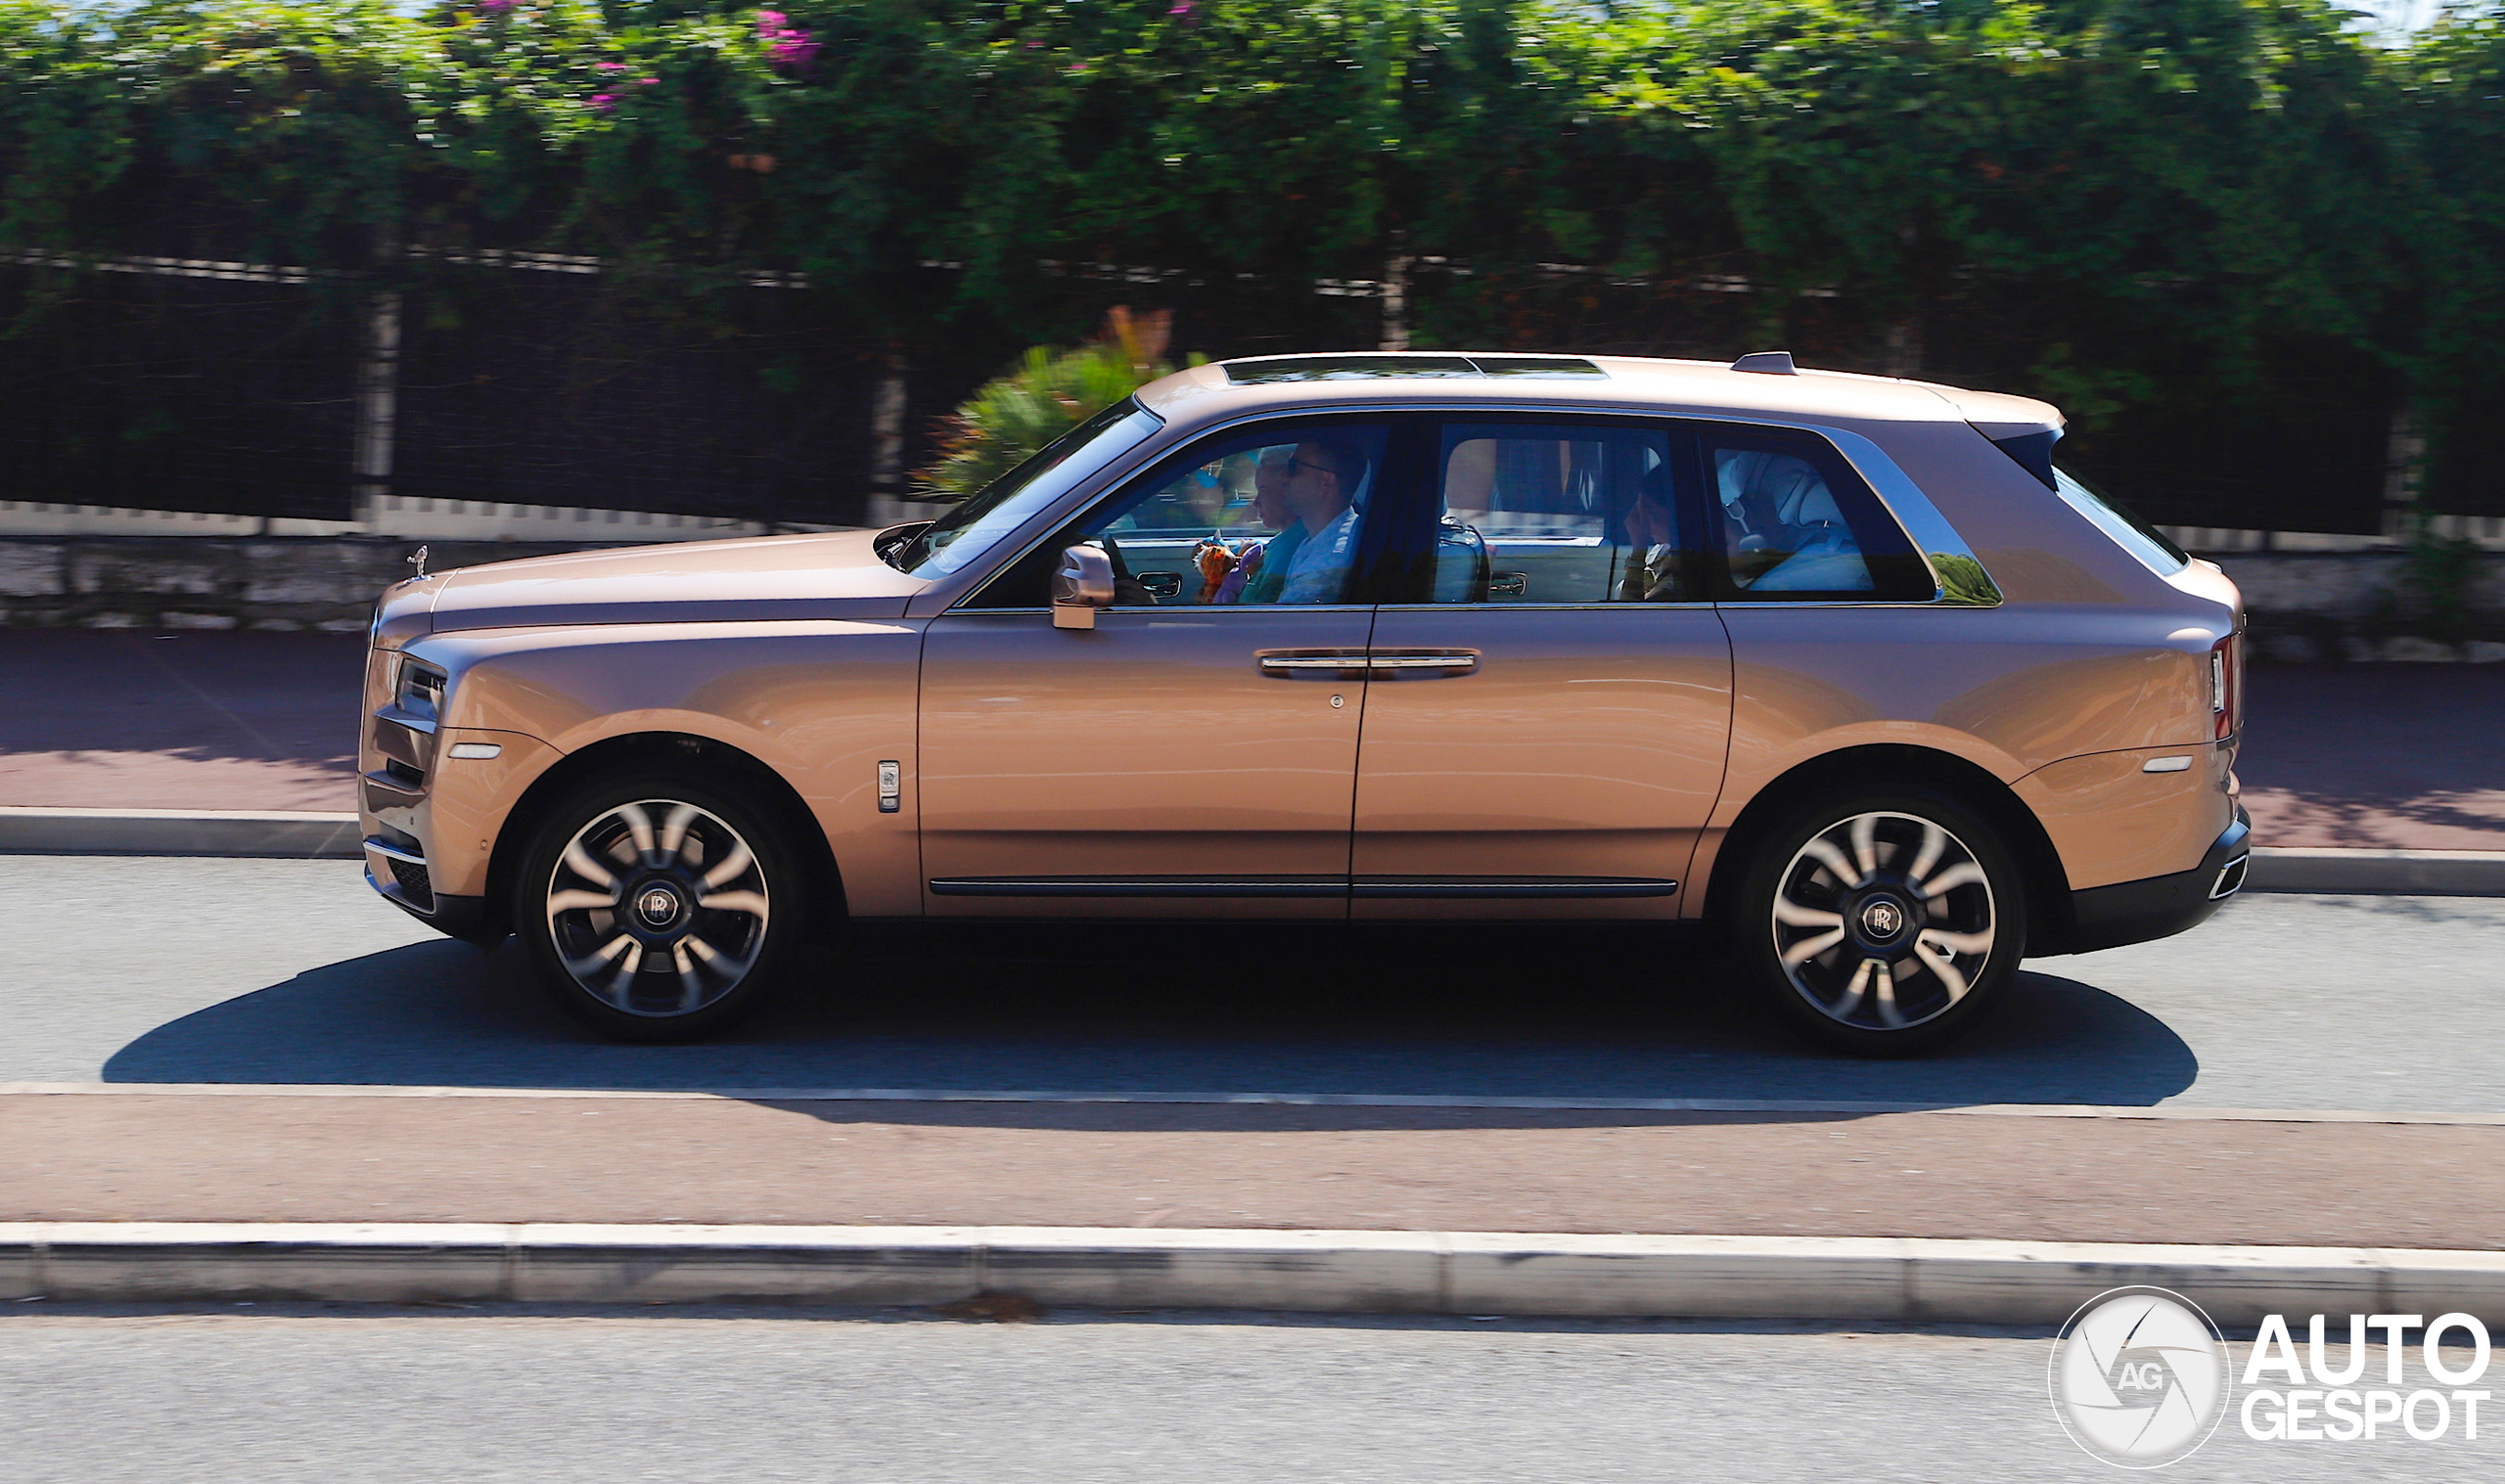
[8,857,2502,1113]
[2,1308,2490,1482]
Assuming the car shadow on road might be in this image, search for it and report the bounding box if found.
[100,922,2199,1111]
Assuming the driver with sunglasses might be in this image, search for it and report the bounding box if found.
[1236,436,1365,605]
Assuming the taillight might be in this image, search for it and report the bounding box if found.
[2209,634,2239,740]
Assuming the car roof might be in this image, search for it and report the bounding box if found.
[1133,351,2062,441]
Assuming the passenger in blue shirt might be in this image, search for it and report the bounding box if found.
[1268,437,1365,605]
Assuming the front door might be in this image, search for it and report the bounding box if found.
[917,416,1399,916]
[1349,414,1733,918]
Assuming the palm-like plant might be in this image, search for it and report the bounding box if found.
[915,307,1194,501]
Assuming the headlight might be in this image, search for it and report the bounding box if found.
[395,658,447,723]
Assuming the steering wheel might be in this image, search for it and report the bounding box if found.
[1095,534,1157,607]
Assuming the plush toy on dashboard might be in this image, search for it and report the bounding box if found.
[1194,534,1243,605]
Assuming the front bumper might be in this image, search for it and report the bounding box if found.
[2047,806,2251,956]
[364,854,506,949]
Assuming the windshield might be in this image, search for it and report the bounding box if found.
[888,399,1163,578]
[2054,468,2188,575]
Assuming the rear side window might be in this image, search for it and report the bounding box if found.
[1701,425,1933,602]
[1428,420,1695,604]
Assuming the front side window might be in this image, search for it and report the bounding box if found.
[1427,420,1694,604]
[966,419,1393,608]
[1703,426,1932,601]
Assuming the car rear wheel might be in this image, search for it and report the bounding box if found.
[515,771,803,1042]
[1735,789,2026,1057]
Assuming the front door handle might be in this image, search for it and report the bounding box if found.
[1257,650,1372,679]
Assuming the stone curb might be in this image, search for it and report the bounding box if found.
[0,807,361,859]
[4,810,2501,895]
[4,1225,2502,1327]
[2244,846,2505,897]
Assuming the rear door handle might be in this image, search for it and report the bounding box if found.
[1368,649,1480,677]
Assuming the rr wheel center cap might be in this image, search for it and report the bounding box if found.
[636,886,683,927]
[1857,897,1907,942]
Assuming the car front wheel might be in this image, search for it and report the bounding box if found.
[515,772,802,1042]
[1736,790,2026,1056]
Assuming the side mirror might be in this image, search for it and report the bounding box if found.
[1050,544,1116,629]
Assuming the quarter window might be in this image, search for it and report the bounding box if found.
[1702,427,1932,602]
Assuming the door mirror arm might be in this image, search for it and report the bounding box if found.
[1050,545,1116,629]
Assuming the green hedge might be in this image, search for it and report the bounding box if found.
[4,2,2502,507]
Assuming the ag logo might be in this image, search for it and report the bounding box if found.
[2049,1286,2232,1468]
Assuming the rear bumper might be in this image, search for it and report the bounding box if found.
[2044,807,2250,956]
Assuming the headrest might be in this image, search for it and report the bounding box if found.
[1783,483,1844,527]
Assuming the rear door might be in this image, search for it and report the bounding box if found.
[1348,414,1734,918]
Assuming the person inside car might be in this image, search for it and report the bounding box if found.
[1264,436,1366,604]
[1214,445,1298,604]
[1615,463,1682,602]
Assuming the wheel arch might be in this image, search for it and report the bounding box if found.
[1702,743,2072,953]
[482,731,846,942]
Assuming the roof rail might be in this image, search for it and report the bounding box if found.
[1730,350,1798,376]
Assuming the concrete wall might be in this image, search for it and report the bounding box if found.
[0,537,600,630]
[2218,551,2505,622]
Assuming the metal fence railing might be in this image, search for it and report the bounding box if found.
[3,247,2472,544]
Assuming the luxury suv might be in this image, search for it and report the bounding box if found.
[360,350,2248,1053]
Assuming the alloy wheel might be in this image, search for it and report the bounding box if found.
[543,798,770,1018]
[1768,810,1997,1032]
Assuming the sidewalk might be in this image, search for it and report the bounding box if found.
[0,629,359,812]
[2,629,2498,850]
[5,1091,2499,1251]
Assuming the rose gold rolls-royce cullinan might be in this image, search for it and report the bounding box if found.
[359,350,2248,1053]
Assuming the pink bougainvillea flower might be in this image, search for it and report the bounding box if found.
[593,61,625,72]
[755,11,787,34]
[768,34,820,69]
[588,94,615,112]
[477,0,514,13]
[1169,2,1194,14]
[638,77,659,86]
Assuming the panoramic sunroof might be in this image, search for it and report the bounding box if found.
[1224,354,1607,384]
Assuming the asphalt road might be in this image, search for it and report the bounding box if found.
[7,857,2500,1112]
[2,1308,2492,1483]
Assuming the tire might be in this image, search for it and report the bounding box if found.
[513,769,807,1042]
[1733,787,2027,1057]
